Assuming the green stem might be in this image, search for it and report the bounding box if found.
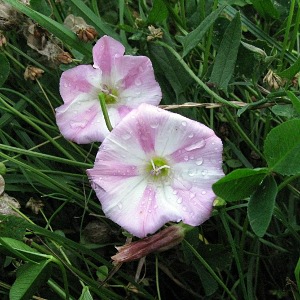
[99,93,113,131]
[183,240,237,300]
[202,0,218,76]
[155,255,162,300]
[223,107,263,158]
[219,208,248,299]
[0,95,76,160]
[279,0,296,68]
[154,41,240,108]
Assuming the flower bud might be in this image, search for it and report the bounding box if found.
[24,65,44,81]
[111,223,190,264]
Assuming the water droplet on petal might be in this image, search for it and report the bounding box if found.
[188,169,196,176]
[177,197,183,204]
[188,133,194,138]
[201,190,207,195]
[135,78,142,86]
[195,157,204,166]
[118,203,123,209]
[70,120,88,128]
[189,192,195,199]
[150,122,159,129]
[185,140,206,151]
[201,169,208,176]
[148,209,152,213]
[183,155,189,161]
[172,190,178,195]
[122,132,131,140]
[181,121,187,126]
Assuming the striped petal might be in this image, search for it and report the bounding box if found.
[87,104,224,237]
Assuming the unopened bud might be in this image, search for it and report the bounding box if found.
[111,223,190,264]
[24,65,44,81]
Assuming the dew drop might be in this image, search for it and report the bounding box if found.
[172,190,178,195]
[183,205,187,211]
[148,209,152,213]
[188,133,194,138]
[185,140,206,151]
[70,120,88,129]
[201,190,207,195]
[195,157,204,166]
[188,169,196,176]
[150,122,159,129]
[181,121,187,126]
[183,155,189,161]
[135,78,142,86]
[122,132,131,140]
[189,192,196,199]
[117,203,123,209]
[201,169,208,176]
[177,197,183,204]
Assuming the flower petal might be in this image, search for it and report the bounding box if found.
[93,35,125,75]
[87,104,224,237]
[60,65,102,105]
[113,55,162,107]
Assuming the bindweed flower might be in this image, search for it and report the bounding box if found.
[56,35,161,144]
[87,104,224,238]
[111,223,190,264]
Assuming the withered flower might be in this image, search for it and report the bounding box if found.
[0,32,6,47]
[56,51,73,64]
[0,1,23,31]
[25,197,44,214]
[147,25,163,41]
[263,69,285,90]
[64,14,98,42]
[24,65,44,81]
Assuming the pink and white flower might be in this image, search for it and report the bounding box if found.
[87,104,224,238]
[55,35,162,144]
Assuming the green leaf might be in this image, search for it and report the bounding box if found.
[248,176,277,237]
[147,0,168,24]
[0,215,27,240]
[212,168,268,202]
[278,55,300,80]
[79,286,94,300]
[251,0,279,20]
[96,265,109,281]
[0,237,49,262]
[287,91,300,115]
[10,260,52,300]
[209,12,241,92]
[0,54,10,87]
[264,119,300,175]
[148,43,193,99]
[30,0,51,16]
[181,6,225,57]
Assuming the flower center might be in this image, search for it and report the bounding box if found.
[99,84,118,105]
[146,157,170,179]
